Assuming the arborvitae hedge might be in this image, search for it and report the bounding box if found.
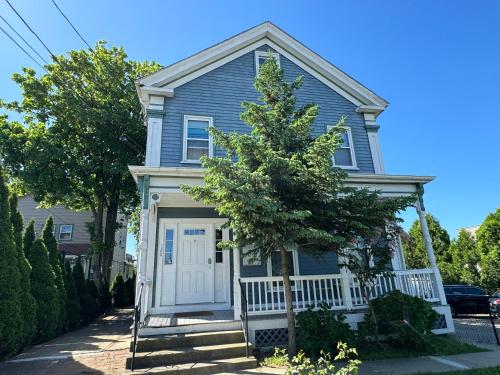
[23,220,35,261]
[0,169,23,356]
[9,194,36,348]
[125,273,136,307]
[72,257,93,324]
[42,217,67,333]
[29,239,58,342]
[63,261,80,330]
[110,273,127,308]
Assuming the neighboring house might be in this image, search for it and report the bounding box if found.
[128,22,454,368]
[18,195,129,282]
[462,225,480,238]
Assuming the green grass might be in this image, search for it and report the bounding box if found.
[260,347,289,368]
[357,335,487,361]
[417,367,500,375]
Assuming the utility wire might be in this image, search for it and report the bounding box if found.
[50,0,93,52]
[0,14,49,65]
[4,0,59,61]
[0,24,45,70]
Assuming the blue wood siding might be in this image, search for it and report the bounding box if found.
[160,46,374,173]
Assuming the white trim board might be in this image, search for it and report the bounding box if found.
[137,22,387,111]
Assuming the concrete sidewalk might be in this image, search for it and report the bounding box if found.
[0,309,132,375]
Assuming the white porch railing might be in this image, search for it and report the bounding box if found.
[239,269,440,316]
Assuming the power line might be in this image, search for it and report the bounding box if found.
[50,0,93,51]
[4,0,59,61]
[0,24,45,70]
[0,14,49,65]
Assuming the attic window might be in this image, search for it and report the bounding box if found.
[327,126,357,169]
[255,51,280,74]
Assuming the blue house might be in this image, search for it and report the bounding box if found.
[128,22,453,372]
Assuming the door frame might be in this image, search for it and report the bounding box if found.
[153,218,230,314]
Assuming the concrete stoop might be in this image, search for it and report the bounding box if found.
[126,330,257,374]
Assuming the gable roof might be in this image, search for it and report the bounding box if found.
[137,21,388,114]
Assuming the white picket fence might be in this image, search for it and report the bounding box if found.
[239,269,439,315]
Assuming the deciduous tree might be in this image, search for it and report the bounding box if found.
[183,56,412,355]
[477,209,500,292]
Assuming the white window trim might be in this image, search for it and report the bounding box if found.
[327,126,358,170]
[255,50,280,74]
[58,224,73,241]
[182,115,214,164]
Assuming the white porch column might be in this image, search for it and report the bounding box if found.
[415,185,448,305]
[233,245,242,320]
[137,208,149,322]
[338,256,353,310]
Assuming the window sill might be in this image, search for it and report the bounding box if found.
[180,160,202,165]
[335,166,359,171]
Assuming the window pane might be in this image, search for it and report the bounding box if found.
[187,139,209,148]
[187,147,208,160]
[187,120,209,139]
[215,229,223,263]
[184,229,205,236]
[341,132,350,147]
[271,251,294,276]
[165,229,174,264]
[334,148,352,166]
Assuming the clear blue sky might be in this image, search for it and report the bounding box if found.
[1,1,499,255]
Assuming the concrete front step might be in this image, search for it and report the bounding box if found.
[132,330,245,352]
[126,342,249,369]
[125,356,258,375]
[139,321,241,336]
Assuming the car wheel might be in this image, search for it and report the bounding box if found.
[451,306,457,318]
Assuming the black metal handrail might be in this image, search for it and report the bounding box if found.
[131,282,144,371]
[239,279,250,357]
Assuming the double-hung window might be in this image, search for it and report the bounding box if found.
[255,51,280,74]
[59,224,73,241]
[328,126,357,169]
[183,115,213,163]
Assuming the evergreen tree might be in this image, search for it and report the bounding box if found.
[63,261,80,330]
[402,214,451,270]
[449,229,480,285]
[42,217,67,333]
[98,280,112,314]
[86,279,99,319]
[477,209,500,292]
[0,168,23,356]
[72,257,93,324]
[125,273,136,306]
[182,56,412,354]
[9,194,36,348]
[29,239,58,342]
[23,219,35,260]
[110,273,127,308]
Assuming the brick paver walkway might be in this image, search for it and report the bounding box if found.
[0,309,132,375]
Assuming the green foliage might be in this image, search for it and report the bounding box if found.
[72,257,93,324]
[477,209,500,292]
[361,291,438,351]
[86,279,100,319]
[23,219,35,261]
[29,239,58,342]
[110,273,127,308]
[125,273,136,307]
[448,230,480,285]
[297,303,356,356]
[403,214,451,270]
[181,53,412,354]
[63,261,80,330]
[285,343,360,375]
[42,217,67,333]
[261,348,290,368]
[98,280,112,314]
[0,168,23,356]
[9,193,36,348]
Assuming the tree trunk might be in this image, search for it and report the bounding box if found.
[361,283,381,346]
[102,194,120,284]
[91,197,105,286]
[279,244,297,356]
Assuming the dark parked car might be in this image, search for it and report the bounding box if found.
[490,291,500,317]
[444,285,491,317]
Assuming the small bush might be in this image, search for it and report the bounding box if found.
[98,281,112,314]
[261,348,289,368]
[110,273,127,308]
[124,274,136,306]
[361,290,439,351]
[297,302,356,356]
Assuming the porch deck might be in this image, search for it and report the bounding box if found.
[145,310,235,328]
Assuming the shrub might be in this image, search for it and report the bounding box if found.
[98,280,112,314]
[9,194,36,348]
[110,273,127,308]
[29,239,59,342]
[86,279,100,319]
[361,290,438,351]
[63,261,80,330]
[125,274,136,306]
[297,302,356,356]
[0,170,23,356]
[72,257,93,324]
[286,342,360,375]
[42,217,67,333]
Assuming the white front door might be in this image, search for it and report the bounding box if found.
[175,225,214,304]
